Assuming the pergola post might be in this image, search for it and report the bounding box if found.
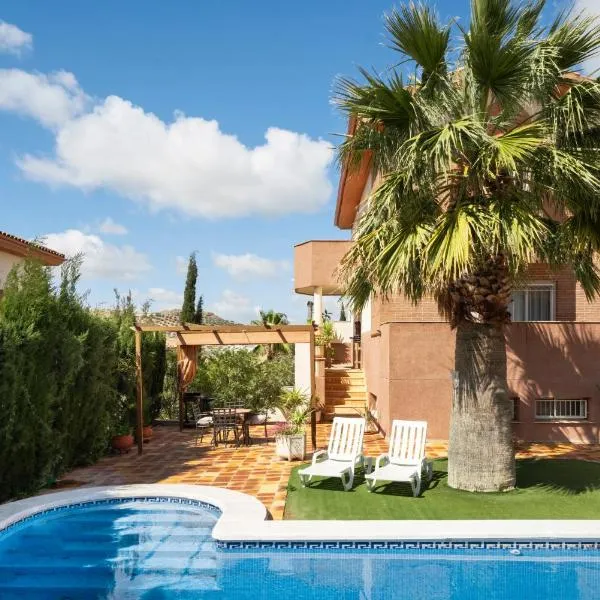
[135,328,144,455]
[309,325,317,451]
[178,346,184,432]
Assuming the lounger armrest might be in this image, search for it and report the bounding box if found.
[374,453,389,472]
[311,450,328,465]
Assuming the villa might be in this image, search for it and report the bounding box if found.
[294,125,600,445]
[0,230,65,292]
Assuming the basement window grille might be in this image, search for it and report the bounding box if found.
[535,398,588,421]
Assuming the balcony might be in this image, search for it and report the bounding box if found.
[294,240,353,295]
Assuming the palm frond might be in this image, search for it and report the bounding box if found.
[426,202,488,280]
[546,10,600,73]
[384,2,451,83]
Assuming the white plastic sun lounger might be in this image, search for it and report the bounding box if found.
[365,419,432,496]
[298,417,365,491]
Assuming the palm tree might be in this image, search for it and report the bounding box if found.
[336,0,600,492]
[252,309,290,360]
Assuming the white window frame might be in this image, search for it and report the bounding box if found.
[535,398,588,421]
[510,281,556,322]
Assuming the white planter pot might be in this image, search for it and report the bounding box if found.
[275,433,306,461]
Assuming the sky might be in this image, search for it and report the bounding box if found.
[0,0,597,323]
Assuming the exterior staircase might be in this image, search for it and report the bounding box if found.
[323,368,367,420]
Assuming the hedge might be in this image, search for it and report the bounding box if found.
[0,259,166,502]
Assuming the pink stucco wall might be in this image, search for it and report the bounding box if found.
[363,322,600,443]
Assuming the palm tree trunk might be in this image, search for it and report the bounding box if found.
[448,321,515,492]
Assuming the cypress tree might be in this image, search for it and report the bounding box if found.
[194,295,204,325]
[339,303,347,322]
[181,253,197,323]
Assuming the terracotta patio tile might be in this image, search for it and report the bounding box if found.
[51,423,600,519]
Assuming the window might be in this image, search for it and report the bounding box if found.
[535,398,588,421]
[510,283,555,322]
[511,397,520,421]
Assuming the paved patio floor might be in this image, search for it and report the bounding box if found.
[57,424,600,519]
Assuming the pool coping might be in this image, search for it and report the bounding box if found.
[2,485,600,547]
[0,484,267,541]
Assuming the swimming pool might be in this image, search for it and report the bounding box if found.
[0,488,599,599]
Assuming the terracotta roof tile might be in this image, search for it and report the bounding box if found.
[0,230,65,264]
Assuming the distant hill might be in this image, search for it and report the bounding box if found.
[136,308,235,327]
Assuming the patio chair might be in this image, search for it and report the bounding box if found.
[298,417,365,491]
[190,401,212,445]
[365,420,432,496]
[212,408,241,447]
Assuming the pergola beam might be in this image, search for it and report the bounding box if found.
[135,324,313,333]
[176,330,312,346]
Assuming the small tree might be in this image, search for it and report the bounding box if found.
[252,309,290,360]
[181,253,197,324]
[339,303,347,322]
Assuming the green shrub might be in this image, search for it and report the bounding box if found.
[159,348,179,420]
[111,292,167,428]
[189,348,293,413]
[0,259,166,502]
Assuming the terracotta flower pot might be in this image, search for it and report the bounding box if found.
[112,434,133,453]
[142,426,153,442]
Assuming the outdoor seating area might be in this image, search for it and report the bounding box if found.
[189,396,255,447]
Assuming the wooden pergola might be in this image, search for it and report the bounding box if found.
[132,323,316,455]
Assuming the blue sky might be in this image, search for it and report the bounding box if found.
[0,0,587,322]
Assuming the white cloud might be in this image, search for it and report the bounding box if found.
[575,0,600,74]
[0,69,89,128]
[210,289,260,322]
[43,229,151,281]
[12,92,333,218]
[0,21,32,55]
[175,255,188,275]
[146,287,183,310]
[98,217,127,235]
[212,252,289,280]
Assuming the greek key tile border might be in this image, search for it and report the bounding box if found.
[0,496,221,539]
[217,540,600,551]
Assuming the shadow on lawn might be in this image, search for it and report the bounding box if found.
[290,470,369,493]
[515,459,600,495]
[368,469,445,497]
[291,468,447,497]
[289,459,600,499]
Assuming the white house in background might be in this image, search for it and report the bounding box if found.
[0,230,65,291]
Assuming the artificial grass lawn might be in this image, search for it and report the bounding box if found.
[283,458,600,520]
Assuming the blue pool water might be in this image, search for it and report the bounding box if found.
[0,500,599,599]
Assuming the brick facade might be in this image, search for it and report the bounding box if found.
[372,263,600,327]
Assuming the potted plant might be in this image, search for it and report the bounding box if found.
[315,321,336,366]
[111,423,134,453]
[274,388,311,461]
[142,403,153,442]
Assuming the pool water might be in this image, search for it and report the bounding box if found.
[0,500,600,599]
